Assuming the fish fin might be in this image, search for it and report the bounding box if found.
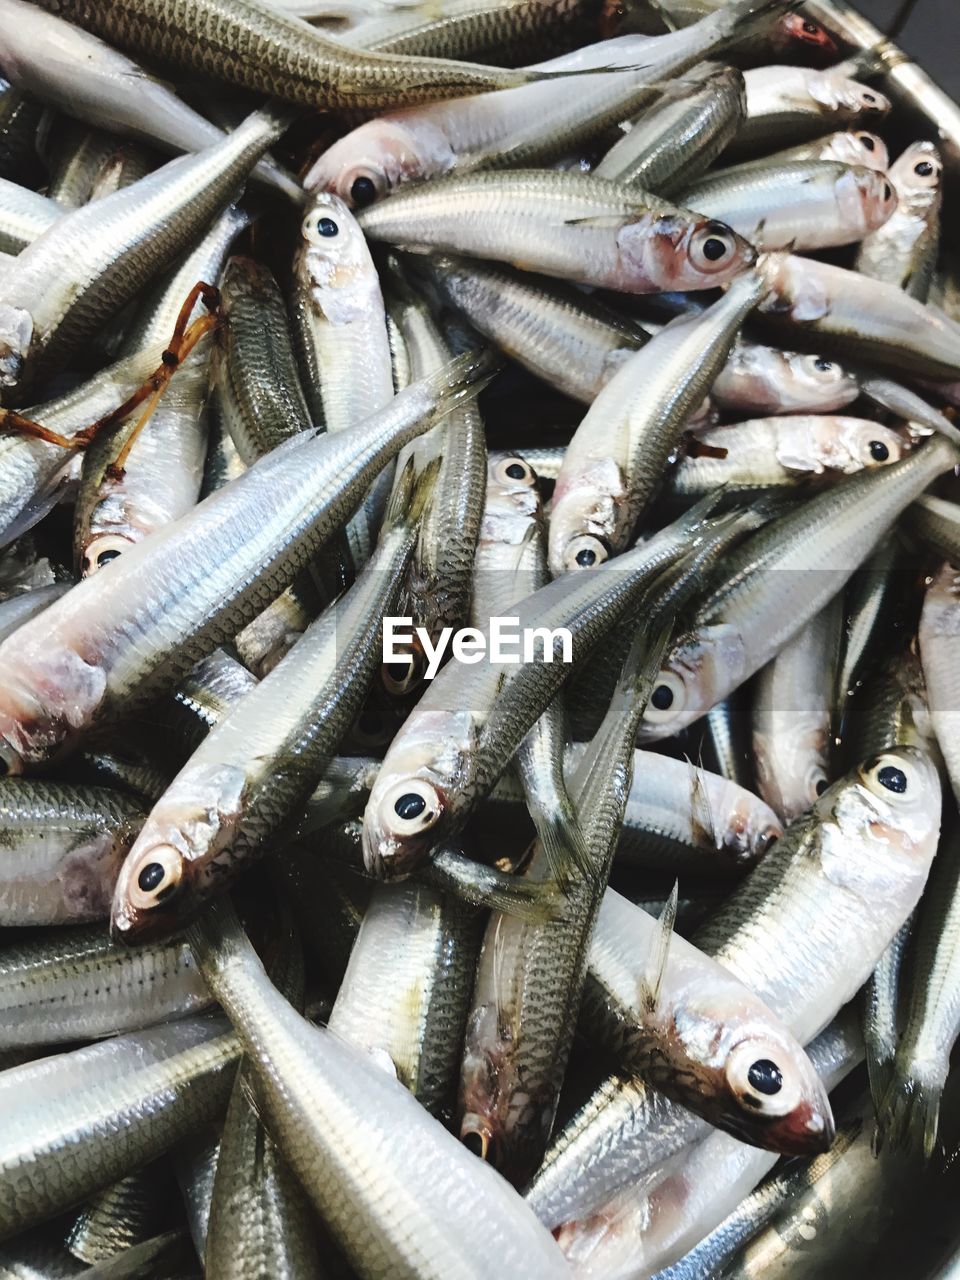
[688,758,721,849]
[424,846,565,922]
[382,453,442,531]
[639,881,678,1014]
[563,213,633,229]
[525,784,593,895]
[875,1070,943,1161]
[866,1049,896,1119]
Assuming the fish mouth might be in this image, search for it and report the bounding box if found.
[764,1097,836,1155]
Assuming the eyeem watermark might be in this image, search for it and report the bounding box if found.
[383,616,573,680]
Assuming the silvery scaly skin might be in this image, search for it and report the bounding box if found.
[74,206,250,577]
[109,462,432,942]
[594,65,746,196]
[579,888,833,1151]
[305,0,787,206]
[735,66,890,150]
[0,0,300,201]
[0,1013,239,1241]
[905,494,960,564]
[66,1166,169,1263]
[328,881,481,1117]
[31,0,574,107]
[291,190,396,566]
[0,176,59,254]
[0,583,71,644]
[0,106,291,399]
[751,599,842,823]
[679,160,896,253]
[669,415,906,497]
[696,128,890,180]
[556,1012,863,1280]
[361,496,719,879]
[46,120,144,210]
[187,899,570,1280]
[638,437,959,744]
[856,141,942,302]
[0,351,491,774]
[0,924,212,1047]
[412,252,647,403]
[919,561,960,810]
[0,779,144,926]
[756,251,960,380]
[357,169,756,294]
[548,271,763,576]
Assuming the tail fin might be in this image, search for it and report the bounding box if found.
[525,783,593,894]
[427,845,565,923]
[382,454,442,531]
[875,1070,943,1160]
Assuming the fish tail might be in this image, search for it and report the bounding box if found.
[866,1048,896,1119]
[875,1069,943,1161]
[425,348,501,413]
[382,454,442,531]
[429,848,565,923]
[527,786,594,894]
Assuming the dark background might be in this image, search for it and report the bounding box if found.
[855,0,960,98]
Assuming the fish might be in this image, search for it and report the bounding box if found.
[187,897,571,1279]
[0,175,60,254]
[679,160,896,252]
[638,437,959,743]
[594,64,746,195]
[669,415,906,497]
[66,1166,173,1265]
[44,120,155,211]
[0,106,290,397]
[548,271,763,574]
[905,493,960,565]
[0,0,301,201]
[709,343,860,415]
[0,349,493,773]
[918,560,960,809]
[34,0,597,108]
[356,169,757,294]
[110,457,438,941]
[735,66,890,150]
[856,141,942,301]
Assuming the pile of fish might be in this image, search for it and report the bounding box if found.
[1,0,960,1274]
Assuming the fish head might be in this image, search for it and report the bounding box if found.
[889,141,943,214]
[772,13,837,61]
[637,625,748,743]
[548,456,625,575]
[781,352,860,412]
[714,1027,835,1154]
[621,215,756,292]
[296,192,382,324]
[840,165,898,235]
[361,707,477,879]
[303,119,453,209]
[823,130,889,171]
[823,747,942,887]
[810,73,891,121]
[80,533,134,578]
[110,763,247,944]
[708,778,783,868]
[0,304,32,391]
[0,637,108,773]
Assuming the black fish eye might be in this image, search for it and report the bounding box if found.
[814,358,834,372]
[747,1059,783,1095]
[505,462,527,480]
[576,547,597,567]
[702,237,728,261]
[862,92,877,105]
[915,161,935,177]
[350,176,377,206]
[97,548,122,567]
[395,792,427,820]
[802,19,819,32]
[869,440,889,461]
[138,862,167,892]
[877,764,907,793]
[860,135,876,151]
[316,217,339,237]
[815,778,828,796]
[650,684,674,711]
[882,181,893,201]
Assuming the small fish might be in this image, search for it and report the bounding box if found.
[735,66,890,151]
[856,140,942,302]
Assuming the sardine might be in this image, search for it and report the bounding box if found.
[0,175,59,254]
[735,66,890,150]
[856,141,942,301]
[918,560,960,808]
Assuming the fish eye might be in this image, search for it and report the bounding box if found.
[563,534,610,571]
[805,355,840,381]
[82,534,129,576]
[815,777,829,796]
[802,19,820,33]
[882,181,893,201]
[747,1059,783,1095]
[726,1041,799,1117]
[915,161,934,177]
[691,223,738,272]
[645,671,686,723]
[383,780,442,836]
[128,844,183,911]
[860,753,914,801]
[857,133,876,152]
[862,91,878,106]
[493,456,536,487]
[868,438,892,462]
[350,175,378,207]
[303,210,342,244]
[316,217,338,237]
